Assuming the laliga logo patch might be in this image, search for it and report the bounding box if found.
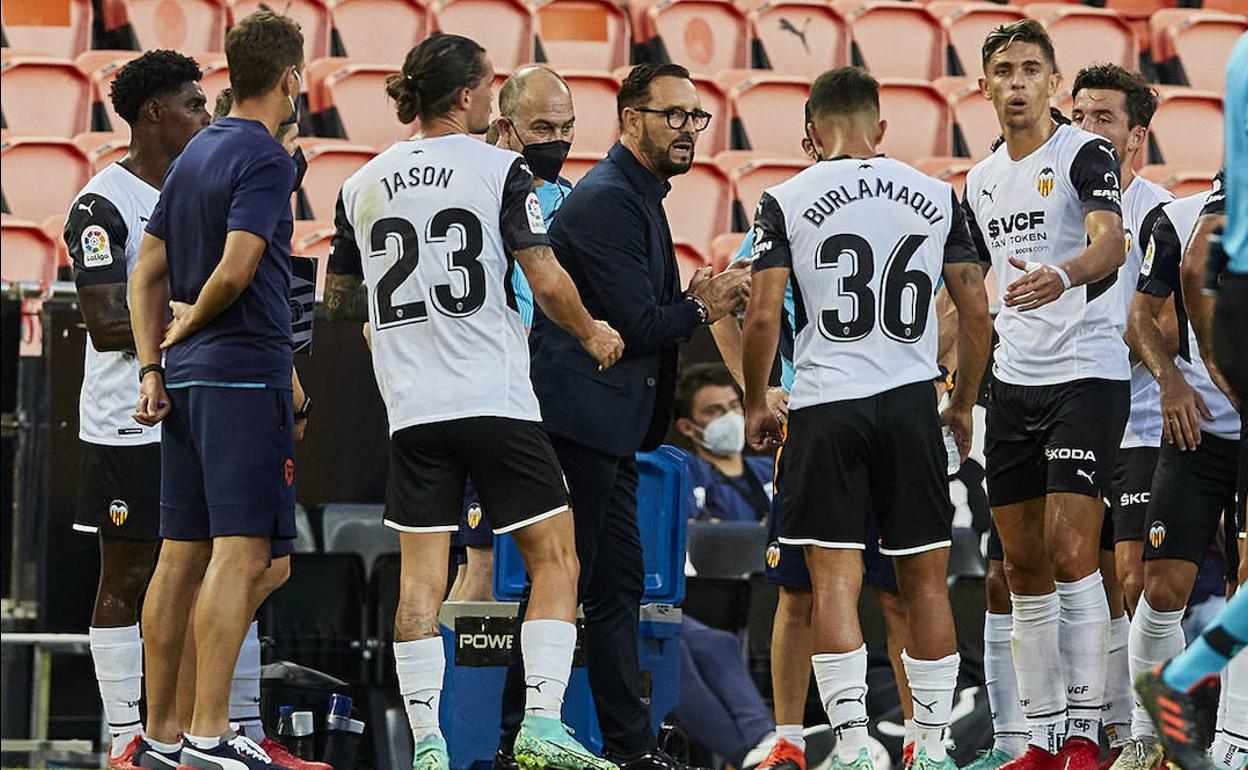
[81,225,113,267]
[108,499,128,527]
[525,192,547,235]
[1124,227,1133,256]
[1148,521,1166,549]
[467,502,483,530]
[1142,237,1156,276]
[766,541,781,569]
[1036,167,1055,198]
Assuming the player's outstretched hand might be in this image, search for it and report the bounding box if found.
[691,261,752,322]
[1159,369,1211,452]
[134,371,171,426]
[765,386,790,426]
[582,320,624,370]
[161,300,197,350]
[746,405,782,451]
[1004,256,1065,312]
[940,404,973,461]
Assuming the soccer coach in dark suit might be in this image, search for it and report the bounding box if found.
[496,63,749,769]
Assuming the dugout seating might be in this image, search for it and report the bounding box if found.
[226,0,333,64]
[72,131,129,172]
[926,2,1025,78]
[878,78,952,161]
[834,0,943,80]
[330,0,428,60]
[718,69,811,156]
[666,159,732,257]
[535,0,631,71]
[0,134,91,222]
[632,0,751,75]
[742,0,849,79]
[558,70,622,153]
[296,138,375,221]
[1,52,92,138]
[430,0,538,71]
[674,239,710,288]
[713,150,807,229]
[0,216,59,284]
[305,58,414,147]
[1025,4,1137,75]
[1148,87,1223,168]
[1150,9,1247,91]
[1,0,93,58]
[935,75,998,160]
[98,0,229,52]
[74,50,140,132]
[1138,164,1219,197]
[325,517,398,580]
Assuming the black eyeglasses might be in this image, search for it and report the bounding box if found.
[633,106,713,131]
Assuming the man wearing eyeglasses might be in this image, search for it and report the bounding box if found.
[494,63,749,770]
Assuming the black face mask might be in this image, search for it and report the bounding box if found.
[511,123,571,183]
[291,146,307,192]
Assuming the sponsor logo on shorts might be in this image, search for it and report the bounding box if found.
[467,503,482,530]
[1120,491,1149,507]
[108,499,128,527]
[1036,167,1055,198]
[1045,447,1097,461]
[1148,521,1166,549]
[766,541,781,569]
[284,458,295,486]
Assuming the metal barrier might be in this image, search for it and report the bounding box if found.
[0,632,96,768]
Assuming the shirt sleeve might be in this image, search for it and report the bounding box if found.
[944,187,979,264]
[750,193,792,271]
[226,149,297,242]
[960,191,992,267]
[65,192,129,287]
[729,229,754,266]
[1069,137,1124,215]
[499,156,550,253]
[1137,208,1181,298]
[1200,170,1226,217]
[327,189,362,277]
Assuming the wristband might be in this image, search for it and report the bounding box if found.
[1024,260,1072,291]
[687,295,710,324]
[139,364,164,383]
[295,395,312,420]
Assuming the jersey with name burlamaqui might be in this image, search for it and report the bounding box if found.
[1118,175,1172,449]
[65,163,160,446]
[1137,191,1239,440]
[751,155,979,411]
[328,134,549,434]
[963,123,1128,386]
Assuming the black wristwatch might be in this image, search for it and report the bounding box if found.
[295,395,312,420]
[139,364,164,383]
[687,294,710,324]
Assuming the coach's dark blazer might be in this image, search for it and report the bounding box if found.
[529,142,704,458]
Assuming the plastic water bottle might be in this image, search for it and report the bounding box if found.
[276,707,314,760]
[942,426,961,476]
[323,694,365,770]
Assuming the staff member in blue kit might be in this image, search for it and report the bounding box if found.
[494,63,750,770]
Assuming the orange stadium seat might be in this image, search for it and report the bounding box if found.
[293,220,335,295]
[306,59,415,148]
[714,150,808,228]
[1150,9,1246,92]
[227,0,332,63]
[665,159,732,256]
[559,71,623,154]
[188,52,231,111]
[40,214,71,276]
[100,0,228,51]
[431,0,538,71]
[330,0,429,60]
[73,131,129,172]
[76,50,141,133]
[717,70,811,156]
[1104,0,1175,18]
[674,239,710,288]
[1,0,92,58]
[935,75,999,160]
[742,0,849,78]
[926,2,1025,77]
[913,155,975,198]
[878,78,952,162]
[1201,0,1248,13]
[1,53,92,138]
[535,0,631,71]
[832,0,943,80]
[0,135,91,222]
[710,231,746,273]
[1138,165,1218,198]
[632,0,750,75]
[560,151,603,182]
[296,139,375,221]
[1148,87,1223,168]
[0,216,59,284]
[1024,4,1137,76]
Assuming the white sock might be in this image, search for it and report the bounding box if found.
[776,723,805,752]
[185,733,221,750]
[1011,591,1065,754]
[904,718,916,748]
[230,621,265,743]
[1103,614,1132,745]
[89,625,144,755]
[146,737,182,754]
[520,619,575,719]
[1057,573,1110,744]
[984,612,1029,757]
[1128,595,1185,741]
[812,645,869,762]
[395,637,444,742]
[1211,648,1248,769]
[903,651,960,762]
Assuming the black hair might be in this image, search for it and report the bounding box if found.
[109,49,202,126]
[808,67,879,120]
[1071,63,1158,129]
[982,19,1057,72]
[616,63,692,127]
[386,34,488,124]
[674,363,739,421]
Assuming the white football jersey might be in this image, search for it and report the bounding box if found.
[751,155,979,410]
[1118,175,1172,449]
[964,124,1129,386]
[65,163,161,446]
[1137,191,1239,440]
[328,134,549,434]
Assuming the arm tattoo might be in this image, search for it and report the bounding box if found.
[324,274,368,322]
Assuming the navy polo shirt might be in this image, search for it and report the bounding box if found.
[146,117,296,389]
